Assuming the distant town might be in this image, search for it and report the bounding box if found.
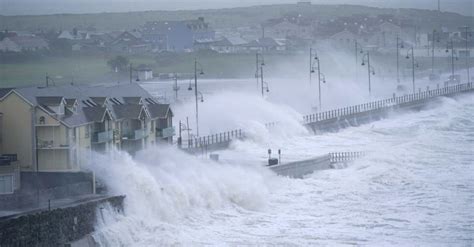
[0,2,472,86]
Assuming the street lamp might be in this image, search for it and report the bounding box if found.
[396,35,405,84]
[405,47,419,93]
[361,51,375,97]
[172,73,180,102]
[446,39,459,82]
[188,58,204,136]
[310,50,327,111]
[255,52,265,89]
[460,26,471,84]
[45,73,57,87]
[430,30,441,80]
[129,63,140,83]
[354,41,364,80]
[262,81,270,94]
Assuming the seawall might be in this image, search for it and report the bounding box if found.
[0,195,124,247]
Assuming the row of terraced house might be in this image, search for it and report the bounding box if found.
[0,83,174,203]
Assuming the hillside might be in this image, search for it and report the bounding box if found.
[0,4,471,31]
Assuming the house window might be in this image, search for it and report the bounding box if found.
[0,175,14,194]
[85,125,90,138]
[39,116,46,125]
[72,127,77,141]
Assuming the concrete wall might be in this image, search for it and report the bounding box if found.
[270,155,332,178]
[0,195,124,247]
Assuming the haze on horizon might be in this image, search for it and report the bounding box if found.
[0,0,472,16]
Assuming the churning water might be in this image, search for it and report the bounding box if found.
[89,87,473,246]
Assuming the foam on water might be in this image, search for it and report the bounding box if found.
[90,93,473,246]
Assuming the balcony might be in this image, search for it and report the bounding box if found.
[37,140,70,150]
[122,128,148,140]
[0,154,17,166]
[156,127,175,138]
[92,130,114,144]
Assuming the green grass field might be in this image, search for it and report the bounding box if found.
[0,52,297,87]
[1,50,471,88]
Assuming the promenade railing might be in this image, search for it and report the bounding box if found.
[303,82,472,124]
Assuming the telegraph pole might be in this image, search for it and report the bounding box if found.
[194,59,199,136]
[461,26,471,84]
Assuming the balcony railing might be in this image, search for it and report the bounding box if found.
[0,154,17,166]
[156,127,175,138]
[92,130,114,144]
[37,140,70,149]
[122,128,148,140]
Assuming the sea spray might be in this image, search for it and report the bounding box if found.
[87,146,280,245]
[173,91,308,136]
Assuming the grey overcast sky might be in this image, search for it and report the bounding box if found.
[0,0,472,16]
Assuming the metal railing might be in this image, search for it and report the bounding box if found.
[186,129,244,149]
[92,130,114,143]
[36,140,70,149]
[303,82,473,124]
[156,126,175,138]
[329,152,365,163]
[122,128,148,140]
[0,154,17,166]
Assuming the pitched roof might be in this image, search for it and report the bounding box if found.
[112,104,145,120]
[83,107,109,122]
[8,83,157,127]
[65,98,77,107]
[90,97,108,106]
[0,88,14,99]
[36,96,64,106]
[8,36,49,49]
[147,104,171,119]
[123,97,142,105]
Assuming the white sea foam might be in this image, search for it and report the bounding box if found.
[90,88,473,245]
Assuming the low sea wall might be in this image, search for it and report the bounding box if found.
[0,195,124,247]
[270,152,365,178]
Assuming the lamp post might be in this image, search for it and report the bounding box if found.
[261,80,270,97]
[361,51,375,97]
[355,41,364,80]
[430,29,441,80]
[406,47,418,93]
[446,39,459,81]
[172,73,180,101]
[310,49,326,111]
[256,52,265,89]
[396,36,404,84]
[460,26,471,84]
[188,59,204,136]
[129,63,140,83]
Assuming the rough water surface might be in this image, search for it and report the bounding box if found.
[91,94,473,246]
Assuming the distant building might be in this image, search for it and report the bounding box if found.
[0,36,49,52]
[136,65,154,81]
[297,0,312,6]
[242,37,284,52]
[328,30,358,47]
[142,18,215,52]
[109,31,150,53]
